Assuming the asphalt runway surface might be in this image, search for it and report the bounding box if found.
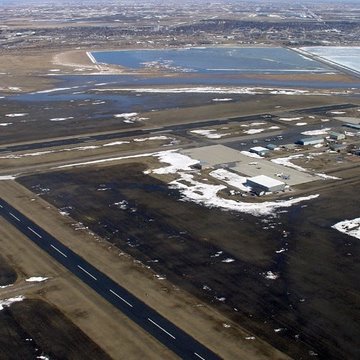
[0,198,221,360]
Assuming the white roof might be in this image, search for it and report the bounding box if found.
[248,175,285,188]
[250,146,269,152]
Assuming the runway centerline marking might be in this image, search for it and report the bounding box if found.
[27,226,42,238]
[148,318,176,339]
[194,352,207,360]
[77,265,97,280]
[109,289,133,307]
[50,244,68,258]
[9,212,21,222]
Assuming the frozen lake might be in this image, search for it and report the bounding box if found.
[91,47,332,74]
[301,47,360,73]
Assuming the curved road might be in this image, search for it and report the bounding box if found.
[0,198,221,360]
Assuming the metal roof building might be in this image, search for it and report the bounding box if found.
[296,136,324,146]
[246,175,286,195]
[249,146,269,156]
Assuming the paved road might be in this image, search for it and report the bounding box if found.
[0,198,221,360]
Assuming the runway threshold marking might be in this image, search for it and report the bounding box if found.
[109,289,133,307]
[194,352,207,360]
[50,244,68,258]
[148,318,176,339]
[77,265,97,280]
[27,226,42,238]
[9,212,21,222]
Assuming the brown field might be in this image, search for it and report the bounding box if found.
[13,157,360,360]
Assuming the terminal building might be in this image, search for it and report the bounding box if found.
[246,175,286,195]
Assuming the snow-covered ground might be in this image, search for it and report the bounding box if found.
[332,218,360,240]
[243,128,265,135]
[272,154,341,180]
[301,128,331,136]
[133,136,172,142]
[209,168,250,192]
[0,296,25,310]
[0,175,16,180]
[279,117,303,121]
[5,113,28,117]
[190,129,230,139]
[212,98,233,102]
[25,277,48,283]
[49,117,74,122]
[114,112,149,123]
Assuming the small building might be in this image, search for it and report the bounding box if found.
[330,143,347,152]
[249,146,269,156]
[329,132,345,141]
[343,123,360,130]
[282,143,297,150]
[246,175,286,195]
[296,136,324,146]
[266,144,278,150]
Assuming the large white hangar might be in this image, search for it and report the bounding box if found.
[246,175,286,195]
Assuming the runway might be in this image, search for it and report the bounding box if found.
[0,198,221,360]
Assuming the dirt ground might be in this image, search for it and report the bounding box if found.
[0,254,17,287]
[0,299,112,360]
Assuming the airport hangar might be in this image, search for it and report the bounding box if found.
[182,144,320,188]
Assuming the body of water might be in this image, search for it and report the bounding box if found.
[301,46,360,73]
[92,47,332,74]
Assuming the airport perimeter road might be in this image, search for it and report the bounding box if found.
[0,199,221,360]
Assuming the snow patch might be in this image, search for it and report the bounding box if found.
[332,218,360,239]
[210,168,250,192]
[212,98,233,102]
[49,117,74,122]
[243,128,265,135]
[103,141,130,147]
[301,128,331,136]
[5,113,28,117]
[0,296,25,310]
[264,271,279,280]
[25,277,48,283]
[133,136,169,142]
[190,129,229,139]
[0,175,16,180]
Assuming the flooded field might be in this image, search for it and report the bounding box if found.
[19,162,360,360]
